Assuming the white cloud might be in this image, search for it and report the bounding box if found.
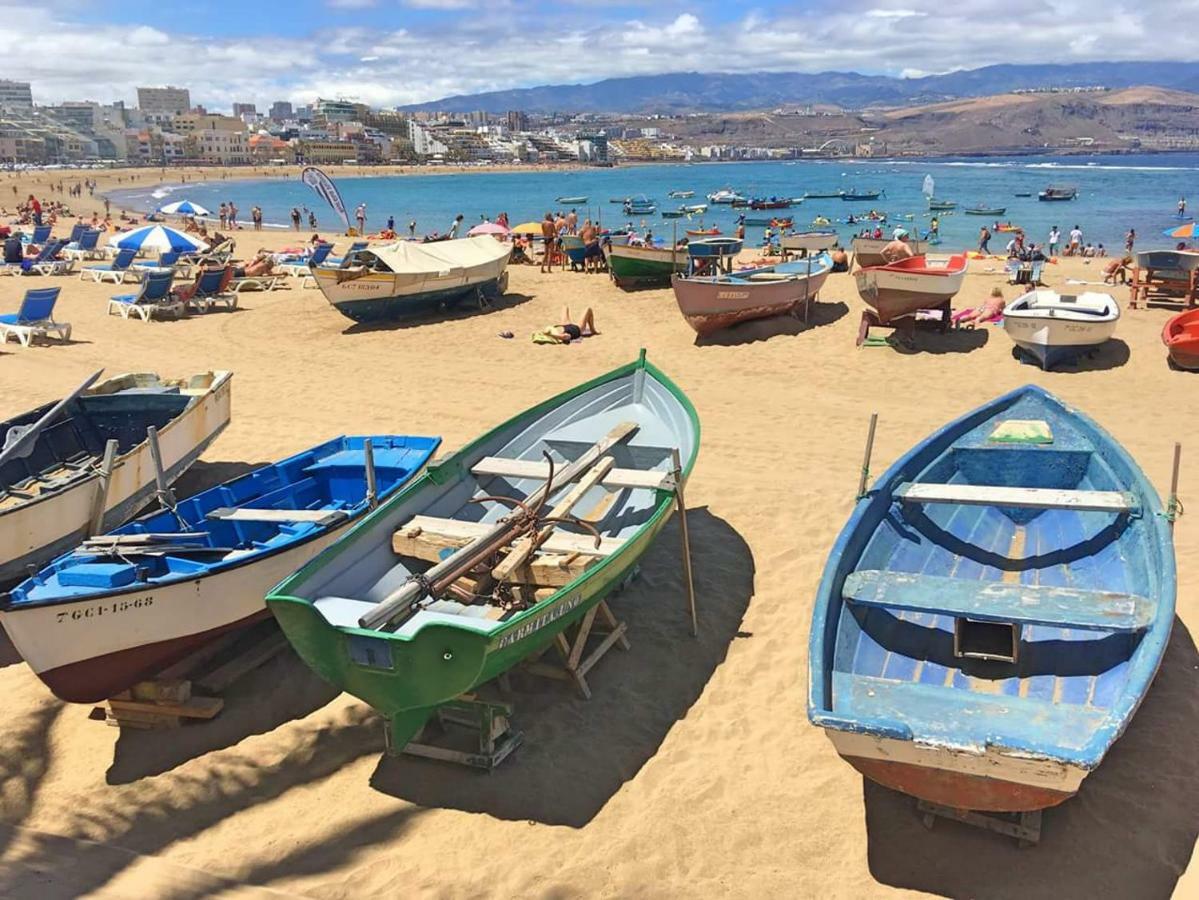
[2,2,1197,110]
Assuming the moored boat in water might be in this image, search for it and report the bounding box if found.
[1,435,440,702]
[853,253,969,324]
[1003,289,1120,369]
[1,371,232,586]
[809,385,1175,812]
[311,236,511,324]
[266,354,700,752]
[842,189,884,201]
[707,188,744,204]
[1039,185,1078,201]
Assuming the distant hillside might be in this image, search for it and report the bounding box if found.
[399,62,1199,114]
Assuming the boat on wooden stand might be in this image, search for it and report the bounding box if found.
[603,241,688,289]
[851,235,930,268]
[1,435,440,702]
[809,386,1175,812]
[854,253,969,325]
[1002,289,1120,370]
[1,370,232,586]
[311,236,511,324]
[266,353,700,752]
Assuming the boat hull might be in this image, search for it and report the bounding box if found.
[0,373,232,586]
[851,237,930,269]
[1004,317,1117,369]
[316,270,506,323]
[832,730,1084,812]
[603,244,686,289]
[1163,309,1199,369]
[854,265,967,323]
[672,265,831,336]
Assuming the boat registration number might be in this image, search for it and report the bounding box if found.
[493,592,584,649]
[55,596,154,623]
[716,291,750,300]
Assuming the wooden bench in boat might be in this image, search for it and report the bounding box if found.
[393,515,624,559]
[894,482,1139,514]
[844,570,1154,633]
[471,457,674,491]
[206,507,348,526]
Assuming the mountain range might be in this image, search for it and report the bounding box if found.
[399,62,1199,114]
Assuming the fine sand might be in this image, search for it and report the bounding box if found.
[0,181,1197,899]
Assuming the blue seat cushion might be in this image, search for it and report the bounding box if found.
[60,562,138,588]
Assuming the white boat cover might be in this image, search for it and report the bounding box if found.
[1008,289,1120,322]
[363,235,511,279]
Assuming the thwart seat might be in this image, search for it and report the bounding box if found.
[894,481,1139,514]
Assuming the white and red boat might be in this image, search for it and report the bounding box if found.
[853,253,969,324]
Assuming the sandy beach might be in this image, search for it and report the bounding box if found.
[0,183,1196,899]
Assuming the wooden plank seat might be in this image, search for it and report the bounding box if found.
[206,507,348,526]
[471,456,675,491]
[894,482,1139,514]
[843,570,1154,633]
[393,515,624,559]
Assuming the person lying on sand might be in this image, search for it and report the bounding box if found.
[953,287,1006,329]
[532,307,599,344]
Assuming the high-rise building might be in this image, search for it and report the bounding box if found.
[269,100,293,121]
[137,86,191,118]
[506,110,528,133]
[315,98,358,123]
[0,80,33,108]
[232,102,257,117]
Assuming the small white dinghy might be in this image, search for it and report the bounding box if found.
[1003,289,1120,370]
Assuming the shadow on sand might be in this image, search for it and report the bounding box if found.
[1011,338,1131,373]
[341,292,533,335]
[368,506,754,827]
[696,301,849,347]
[888,326,990,355]
[863,617,1199,899]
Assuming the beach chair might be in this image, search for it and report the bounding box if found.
[61,229,102,261]
[107,271,181,322]
[132,250,183,277]
[66,223,85,245]
[229,271,289,292]
[326,241,368,267]
[26,240,75,276]
[277,242,333,277]
[80,248,138,284]
[27,224,51,245]
[183,238,235,268]
[180,267,238,313]
[0,287,71,346]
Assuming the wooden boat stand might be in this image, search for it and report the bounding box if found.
[91,621,288,730]
[857,301,951,348]
[522,595,631,699]
[1128,264,1199,309]
[394,695,523,771]
[917,800,1043,848]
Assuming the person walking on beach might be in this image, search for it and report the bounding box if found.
[540,212,556,274]
[1180,197,1188,218]
[291,207,301,230]
[228,202,238,229]
[1048,225,1060,257]
[387,215,395,234]
[1068,224,1083,256]
[409,220,416,238]
[219,203,228,229]
[355,203,366,234]
[977,225,991,255]
[252,206,263,231]
[308,210,317,229]
[104,197,110,216]
[448,214,464,239]
[1125,228,1136,254]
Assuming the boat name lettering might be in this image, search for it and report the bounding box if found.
[55,596,154,623]
[495,592,584,648]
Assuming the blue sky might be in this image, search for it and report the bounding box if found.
[0,0,1186,109]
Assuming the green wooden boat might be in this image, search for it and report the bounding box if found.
[603,243,687,289]
[266,354,700,751]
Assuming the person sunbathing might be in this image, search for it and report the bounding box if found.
[233,250,275,278]
[532,307,599,344]
[954,287,1006,329]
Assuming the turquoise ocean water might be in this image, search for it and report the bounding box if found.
[107,153,1199,252]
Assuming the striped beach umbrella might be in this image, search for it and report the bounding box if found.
[111,225,208,254]
[158,200,211,217]
[1164,221,1197,239]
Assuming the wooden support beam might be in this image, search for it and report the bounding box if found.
[472,455,674,491]
[393,515,623,558]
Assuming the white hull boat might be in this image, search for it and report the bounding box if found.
[1003,289,1120,369]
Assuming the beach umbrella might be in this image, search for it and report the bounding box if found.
[1164,221,1197,239]
[158,200,211,217]
[468,221,510,236]
[111,224,208,254]
[510,222,544,235]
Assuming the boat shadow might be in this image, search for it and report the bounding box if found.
[862,616,1199,899]
[695,301,849,347]
[367,506,755,827]
[339,292,533,335]
[104,625,341,785]
[889,327,989,355]
[1011,338,1131,372]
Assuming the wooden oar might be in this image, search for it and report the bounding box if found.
[0,369,104,468]
[359,421,639,630]
[491,455,614,583]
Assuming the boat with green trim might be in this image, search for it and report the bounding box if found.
[266,354,700,752]
[603,242,687,289]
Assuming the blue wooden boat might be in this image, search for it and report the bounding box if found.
[0,435,440,702]
[808,386,1174,812]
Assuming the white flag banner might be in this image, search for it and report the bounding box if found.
[301,166,351,233]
